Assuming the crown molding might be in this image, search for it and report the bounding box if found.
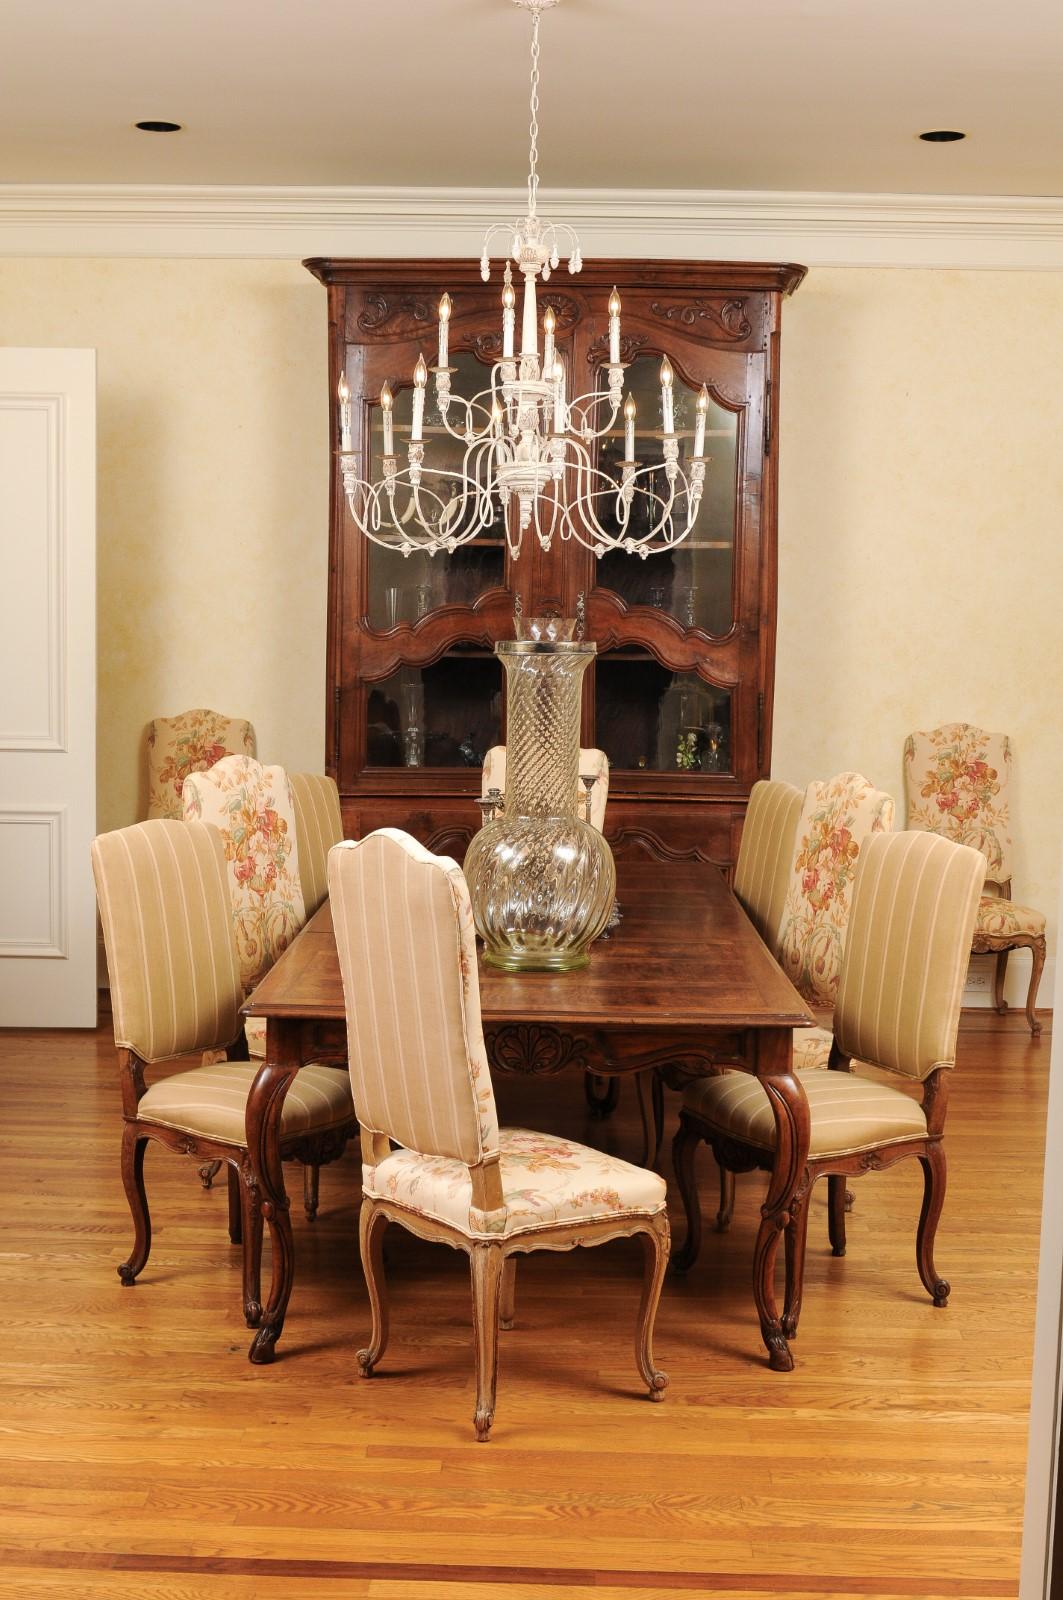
[1,184,1063,269]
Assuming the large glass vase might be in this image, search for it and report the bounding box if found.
[465,634,616,972]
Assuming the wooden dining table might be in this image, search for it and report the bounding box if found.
[242,858,814,1371]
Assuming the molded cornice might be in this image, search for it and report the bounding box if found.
[1,184,1063,268]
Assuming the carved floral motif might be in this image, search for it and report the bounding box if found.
[649,297,753,341]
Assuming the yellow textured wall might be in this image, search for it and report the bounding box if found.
[0,258,1058,948]
[0,258,328,836]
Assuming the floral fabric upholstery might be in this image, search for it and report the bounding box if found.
[482,746,609,832]
[903,723,1012,884]
[139,1060,353,1146]
[792,1025,833,1072]
[975,896,1045,941]
[366,1126,666,1241]
[182,756,305,993]
[147,709,255,822]
[777,772,895,1012]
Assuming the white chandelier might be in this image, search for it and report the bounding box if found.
[337,0,709,561]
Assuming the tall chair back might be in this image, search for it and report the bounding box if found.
[903,722,1013,885]
[290,772,344,917]
[91,819,242,1062]
[328,829,499,1166]
[733,779,803,954]
[146,708,255,821]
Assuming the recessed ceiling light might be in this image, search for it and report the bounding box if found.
[918,129,966,143]
[134,120,183,133]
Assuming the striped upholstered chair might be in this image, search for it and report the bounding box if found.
[289,772,345,917]
[91,820,356,1331]
[673,830,985,1354]
[733,778,804,951]
[328,828,669,1442]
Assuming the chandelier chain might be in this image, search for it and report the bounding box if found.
[527,10,540,219]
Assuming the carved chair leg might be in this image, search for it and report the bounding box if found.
[670,1113,704,1272]
[635,1216,670,1401]
[916,1144,950,1307]
[844,1189,855,1213]
[198,1159,224,1190]
[993,949,1009,1015]
[584,1071,620,1119]
[782,1186,811,1342]
[357,1201,391,1377]
[303,1163,320,1222]
[469,1242,505,1442]
[635,1070,663,1169]
[500,1258,517,1331]
[227,1163,242,1245]
[240,1168,263,1328]
[827,1173,847,1257]
[717,1167,736,1233]
[118,1126,151,1285]
[1027,936,1046,1037]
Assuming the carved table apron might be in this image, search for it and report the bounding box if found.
[242,860,813,1371]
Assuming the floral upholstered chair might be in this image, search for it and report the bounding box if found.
[289,772,345,918]
[91,820,355,1331]
[146,709,256,821]
[904,723,1046,1035]
[328,828,669,1442]
[714,772,895,1236]
[674,831,985,1359]
[482,745,609,831]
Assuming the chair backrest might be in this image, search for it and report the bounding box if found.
[482,744,609,831]
[146,708,256,821]
[733,778,803,954]
[328,829,500,1167]
[777,771,895,1010]
[182,755,305,991]
[834,830,985,1081]
[289,772,344,917]
[903,722,1013,885]
[91,820,243,1063]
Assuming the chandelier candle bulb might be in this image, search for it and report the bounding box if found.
[502,276,516,359]
[608,287,622,365]
[543,305,556,379]
[437,293,452,369]
[660,356,675,433]
[337,374,352,452]
[379,381,394,457]
[411,355,428,441]
[694,384,709,457]
[624,393,636,460]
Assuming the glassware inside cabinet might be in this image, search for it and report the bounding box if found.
[595,651,732,773]
[591,353,738,637]
[365,645,502,770]
[364,351,507,629]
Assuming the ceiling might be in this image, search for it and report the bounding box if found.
[4,0,1062,196]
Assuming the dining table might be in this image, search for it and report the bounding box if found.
[242,858,814,1371]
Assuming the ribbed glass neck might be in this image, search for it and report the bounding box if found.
[497,641,594,818]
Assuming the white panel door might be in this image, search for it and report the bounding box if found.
[0,348,96,1026]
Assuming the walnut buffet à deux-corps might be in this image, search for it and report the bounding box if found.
[305,257,805,868]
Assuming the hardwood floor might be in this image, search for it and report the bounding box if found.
[0,1012,1049,1599]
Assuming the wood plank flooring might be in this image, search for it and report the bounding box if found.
[0,1013,1049,1599]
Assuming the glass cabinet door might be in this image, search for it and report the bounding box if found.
[592,351,738,637]
[363,350,507,630]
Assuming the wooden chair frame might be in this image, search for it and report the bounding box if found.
[973,881,1047,1037]
[672,1045,951,1345]
[357,1129,670,1442]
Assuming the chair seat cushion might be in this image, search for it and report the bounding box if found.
[976,896,1046,940]
[139,1062,354,1147]
[683,1068,927,1160]
[792,1025,833,1071]
[366,1127,667,1240]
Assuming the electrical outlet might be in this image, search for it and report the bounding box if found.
[965,968,991,992]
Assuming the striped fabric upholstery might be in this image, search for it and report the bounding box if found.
[684,1068,928,1159]
[182,756,305,991]
[91,820,242,1064]
[138,1061,353,1144]
[328,830,500,1167]
[834,830,985,1080]
[289,773,344,918]
[146,709,255,821]
[482,745,610,831]
[733,779,803,953]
